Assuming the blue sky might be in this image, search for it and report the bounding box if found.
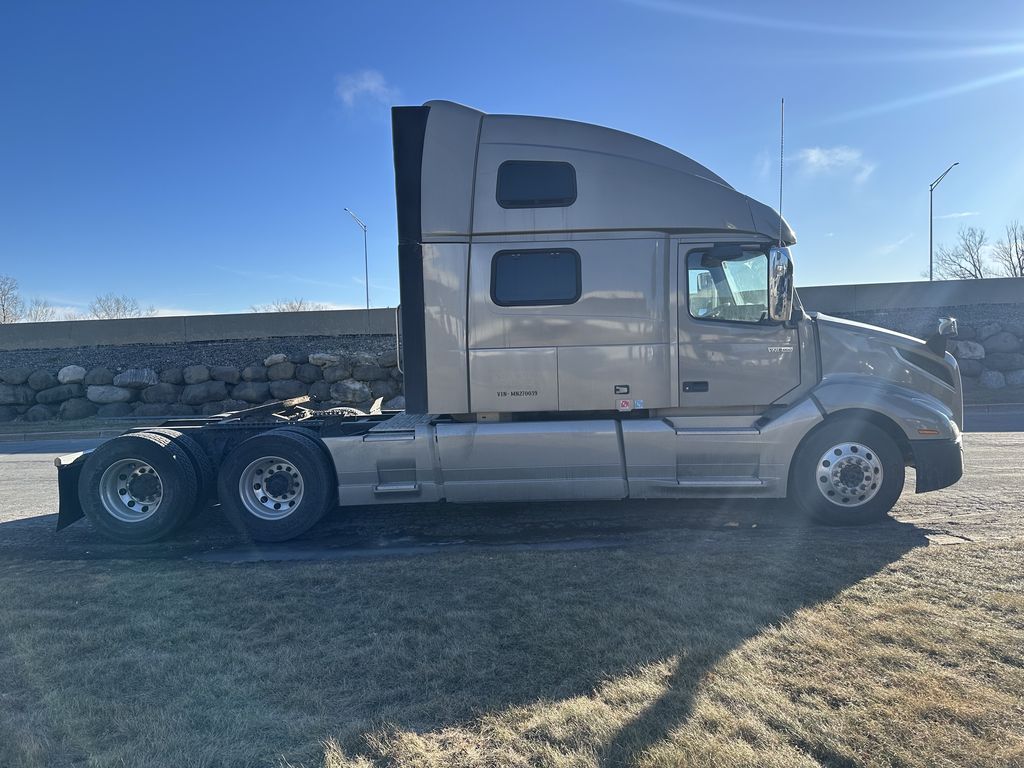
[2,1,1023,315]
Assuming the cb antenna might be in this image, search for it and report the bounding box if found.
[778,97,785,248]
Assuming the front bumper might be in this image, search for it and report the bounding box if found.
[910,437,964,493]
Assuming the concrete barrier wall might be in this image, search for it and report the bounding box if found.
[0,308,396,351]
[798,276,1024,315]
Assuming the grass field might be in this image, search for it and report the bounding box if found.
[1,527,1022,767]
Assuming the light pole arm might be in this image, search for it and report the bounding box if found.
[930,162,959,192]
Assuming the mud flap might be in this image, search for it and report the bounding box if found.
[55,451,90,530]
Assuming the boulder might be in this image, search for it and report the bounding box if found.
[977,322,1002,340]
[0,405,18,422]
[0,367,33,385]
[36,383,84,404]
[350,352,377,367]
[289,352,308,365]
[86,385,135,404]
[97,402,135,418]
[181,380,228,405]
[60,398,98,420]
[323,364,352,383]
[264,353,288,366]
[308,381,332,401]
[57,365,87,384]
[24,403,56,422]
[141,383,182,404]
[295,363,322,384]
[980,370,1006,390]
[390,367,404,382]
[370,379,399,400]
[183,365,210,384]
[984,352,1024,372]
[164,403,197,416]
[27,370,57,391]
[384,395,406,410]
[159,367,184,385]
[0,384,35,406]
[1002,321,1024,338]
[210,365,240,384]
[241,365,268,382]
[232,381,271,403]
[982,331,1022,354]
[958,359,983,378]
[330,379,371,404]
[309,352,341,367]
[113,368,159,388]
[200,399,248,416]
[83,367,114,386]
[949,340,985,361]
[955,324,976,340]
[267,361,296,381]
[377,349,399,368]
[269,379,308,400]
[1005,369,1024,388]
[353,364,389,381]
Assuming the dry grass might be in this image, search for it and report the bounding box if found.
[1,527,1022,767]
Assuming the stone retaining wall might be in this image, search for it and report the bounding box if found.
[0,344,404,423]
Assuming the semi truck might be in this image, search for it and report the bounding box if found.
[55,101,964,543]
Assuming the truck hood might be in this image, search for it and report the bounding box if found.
[813,313,963,428]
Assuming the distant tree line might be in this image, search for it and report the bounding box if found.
[934,221,1024,280]
[0,275,157,324]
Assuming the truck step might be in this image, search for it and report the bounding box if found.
[368,412,436,433]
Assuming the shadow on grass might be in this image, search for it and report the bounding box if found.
[0,496,931,767]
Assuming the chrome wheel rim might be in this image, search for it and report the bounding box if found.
[816,442,884,507]
[99,459,164,522]
[238,455,304,520]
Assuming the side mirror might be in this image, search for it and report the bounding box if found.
[926,316,958,355]
[768,246,794,322]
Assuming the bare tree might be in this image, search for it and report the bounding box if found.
[934,226,990,280]
[992,220,1024,278]
[250,298,328,313]
[0,275,25,323]
[88,293,157,319]
[24,297,58,322]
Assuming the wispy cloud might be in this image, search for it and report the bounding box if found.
[754,150,773,181]
[622,0,1024,41]
[335,69,399,108]
[935,211,980,220]
[874,233,914,256]
[795,146,876,184]
[826,65,1024,123]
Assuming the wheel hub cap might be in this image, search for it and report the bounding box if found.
[238,456,305,520]
[98,459,164,522]
[815,442,883,507]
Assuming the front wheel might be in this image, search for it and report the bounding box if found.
[790,418,905,525]
[217,430,336,541]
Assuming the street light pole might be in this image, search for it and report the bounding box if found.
[928,162,959,281]
[344,208,370,332]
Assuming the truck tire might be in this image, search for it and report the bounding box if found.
[790,417,905,525]
[78,432,199,543]
[217,430,336,541]
[145,428,215,516]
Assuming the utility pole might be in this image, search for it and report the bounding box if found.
[929,162,959,281]
[344,208,370,332]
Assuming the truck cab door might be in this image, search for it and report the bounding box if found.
[677,244,800,408]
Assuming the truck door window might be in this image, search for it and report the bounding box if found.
[491,249,581,307]
[496,161,577,208]
[687,249,768,323]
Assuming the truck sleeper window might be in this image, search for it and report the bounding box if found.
[687,249,769,323]
[496,161,577,208]
[491,249,581,307]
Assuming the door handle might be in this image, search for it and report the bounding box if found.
[683,381,709,393]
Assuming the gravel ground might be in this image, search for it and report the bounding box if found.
[0,334,396,372]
